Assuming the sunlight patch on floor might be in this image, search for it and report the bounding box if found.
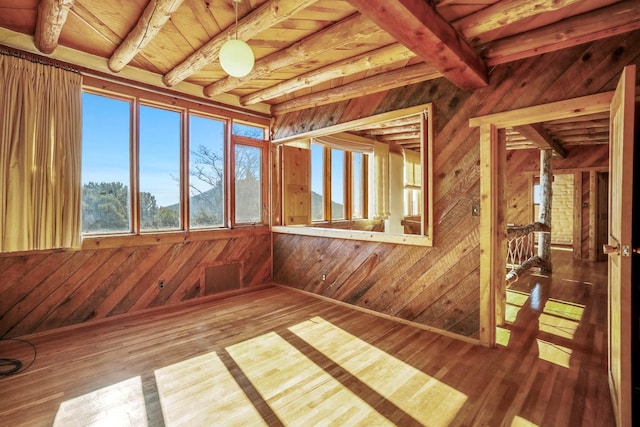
[289,317,467,427]
[538,299,584,339]
[154,351,266,426]
[536,339,572,368]
[505,289,530,323]
[496,326,512,347]
[226,331,393,426]
[511,414,540,426]
[53,376,147,427]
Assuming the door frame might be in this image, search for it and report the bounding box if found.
[469,91,614,346]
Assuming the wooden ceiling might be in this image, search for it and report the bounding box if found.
[506,112,610,156]
[0,1,638,142]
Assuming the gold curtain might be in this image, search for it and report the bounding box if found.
[0,54,82,252]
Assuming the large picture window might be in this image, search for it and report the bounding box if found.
[81,88,267,236]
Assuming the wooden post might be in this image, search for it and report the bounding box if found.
[537,149,552,272]
[479,124,506,347]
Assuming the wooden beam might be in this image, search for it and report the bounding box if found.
[271,63,441,115]
[203,13,379,98]
[34,0,75,54]
[455,0,586,41]
[0,27,270,115]
[240,43,415,105]
[346,0,488,90]
[357,124,421,136]
[513,123,567,158]
[163,0,318,87]
[482,0,640,66]
[108,0,185,73]
[376,131,420,142]
[469,91,614,128]
[479,124,506,346]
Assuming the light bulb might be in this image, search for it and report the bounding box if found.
[219,39,255,77]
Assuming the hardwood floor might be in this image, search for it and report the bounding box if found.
[0,249,614,426]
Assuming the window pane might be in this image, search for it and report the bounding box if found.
[232,122,265,139]
[403,189,421,217]
[331,149,345,220]
[235,145,262,223]
[139,105,181,231]
[189,115,225,228]
[352,152,364,219]
[81,93,131,234]
[310,144,324,221]
[533,183,541,205]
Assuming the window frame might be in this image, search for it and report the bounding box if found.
[311,147,368,224]
[273,103,433,247]
[81,80,269,240]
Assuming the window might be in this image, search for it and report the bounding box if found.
[351,152,365,219]
[308,146,368,223]
[189,114,226,228]
[139,105,181,231]
[330,148,346,220]
[81,88,267,236]
[234,144,262,223]
[81,93,132,234]
[310,143,325,221]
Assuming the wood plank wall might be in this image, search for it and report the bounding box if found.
[272,30,640,338]
[0,230,271,338]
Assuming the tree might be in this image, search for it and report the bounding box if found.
[82,181,180,232]
[189,144,224,227]
[82,181,129,232]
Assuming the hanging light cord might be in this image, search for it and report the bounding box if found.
[234,0,239,40]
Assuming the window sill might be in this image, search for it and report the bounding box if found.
[272,225,433,246]
[81,225,270,250]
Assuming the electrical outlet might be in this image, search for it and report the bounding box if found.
[158,280,165,289]
[471,201,480,216]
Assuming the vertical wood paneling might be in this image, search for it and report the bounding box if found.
[273,30,640,338]
[0,232,271,338]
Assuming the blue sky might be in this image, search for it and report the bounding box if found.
[82,92,225,207]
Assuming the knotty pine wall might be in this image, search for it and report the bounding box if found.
[0,229,271,338]
[272,30,640,338]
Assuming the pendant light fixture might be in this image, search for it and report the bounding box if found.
[219,0,255,77]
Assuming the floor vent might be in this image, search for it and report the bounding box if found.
[202,262,242,295]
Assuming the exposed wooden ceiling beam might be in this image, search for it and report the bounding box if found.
[163,0,318,87]
[513,123,567,158]
[108,0,185,73]
[357,123,421,136]
[271,63,441,115]
[455,0,586,41]
[351,116,420,130]
[560,136,611,144]
[346,0,488,90]
[482,0,640,66]
[34,0,75,54]
[469,92,613,128]
[203,13,379,97]
[376,131,421,142]
[240,43,416,105]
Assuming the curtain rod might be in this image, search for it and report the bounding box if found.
[0,45,80,74]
